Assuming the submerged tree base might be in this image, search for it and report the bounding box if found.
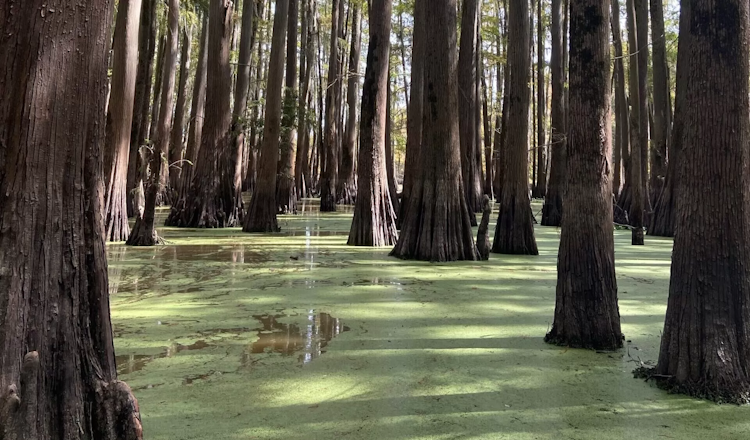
[126,217,164,246]
[634,366,750,405]
[544,330,623,351]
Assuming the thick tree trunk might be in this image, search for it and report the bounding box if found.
[244,0,290,232]
[320,0,342,212]
[127,0,180,245]
[178,15,209,199]
[532,0,548,199]
[546,0,622,349]
[647,0,750,403]
[104,0,143,242]
[649,0,688,237]
[337,3,362,206]
[166,0,238,228]
[492,0,538,255]
[348,0,398,246]
[0,1,142,437]
[127,0,157,218]
[541,0,566,226]
[391,0,480,262]
[611,0,628,200]
[458,0,483,220]
[398,0,426,228]
[168,27,191,200]
[277,0,300,214]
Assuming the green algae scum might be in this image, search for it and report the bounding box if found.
[109,202,750,439]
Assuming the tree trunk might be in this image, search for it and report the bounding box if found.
[104,0,143,242]
[626,0,645,244]
[166,0,238,228]
[481,67,494,199]
[398,0,426,228]
[611,0,628,200]
[649,0,688,237]
[320,0,342,212]
[0,1,142,437]
[391,0,480,262]
[635,0,650,211]
[546,0,622,349]
[647,0,670,204]
[648,0,750,403]
[492,0,538,255]
[458,0,483,220]
[541,0,566,226]
[168,27,192,200]
[348,0,398,246]
[336,3,362,206]
[295,0,315,199]
[532,0,548,199]
[244,0,290,232]
[127,0,180,245]
[276,0,300,213]
[127,0,157,218]
[385,80,400,213]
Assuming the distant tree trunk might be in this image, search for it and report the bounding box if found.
[391,0,480,262]
[648,0,670,203]
[149,35,166,162]
[649,0,688,237]
[277,0,300,213]
[648,0,750,403]
[178,15,209,198]
[245,0,268,194]
[295,0,315,198]
[546,0,622,349]
[127,0,157,218]
[0,1,142,437]
[398,0,426,228]
[166,0,237,228]
[104,0,143,242]
[493,18,508,199]
[492,0,538,255]
[348,0,398,246]
[385,79,400,213]
[626,0,645,244]
[320,0,342,212]
[635,0,649,209]
[244,0,289,232]
[481,68,494,199]
[458,0,483,221]
[541,0,566,226]
[532,0,547,199]
[337,3,362,205]
[611,0,628,200]
[127,0,180,245]
[168,27,191,200]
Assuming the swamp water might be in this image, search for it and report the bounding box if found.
[109,201,750,439]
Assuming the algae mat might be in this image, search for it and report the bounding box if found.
[109,202,750,439]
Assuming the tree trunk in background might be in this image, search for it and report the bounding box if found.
[348,0,398,246]
[385,80,400,213]
[244,0,290,232]
[104,0,143,242]
[178,15,209,198]
[648,0,670,203]
[532,0,547,199]
[398,0,426,228]
[166,0,237,228]
[391,0,479,262]
[482,68,494,199]
[546,0,622,350]
[148,35,166,163]
[127,0,179,245]
[0,1,142,437]
[296,0,315,199]
[245,0,268,194]
[458,0,482,221]
[127,0,157,218]
[649,0,688,237]
[492,0,538,255]
[337,3,362,205]
[493,14,508,199]
[233,0,258,197]
[635,0,649,211]
[541,0,566,226]
[168,27,191,200]
[277,0,300,214]
[611,0,628,201]
[652,0,750,403]
[320,0,342,212]
[626,0,644,244]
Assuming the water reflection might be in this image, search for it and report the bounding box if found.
[116,340,213,374]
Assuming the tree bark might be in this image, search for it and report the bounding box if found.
[648,0,670,204]
[0,1,142,437]
[546,0,622,349]
[492,0,539,255]
[626,0,645,244]
[541,0,566,226]
[391,0,480,262]
[648,0,750,403]
[277,0,300,214]
[295,0,315,199]
[104,0,143,242]
[244,0,290,232]
[127,0,180,245]
[337,3,362,206]
[168,27,192,200]
[611,0,628,200]
[532,0,548,199]
[348,0,398,246]
[320,0,342,212]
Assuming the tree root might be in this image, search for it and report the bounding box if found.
[634,366,750,405]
